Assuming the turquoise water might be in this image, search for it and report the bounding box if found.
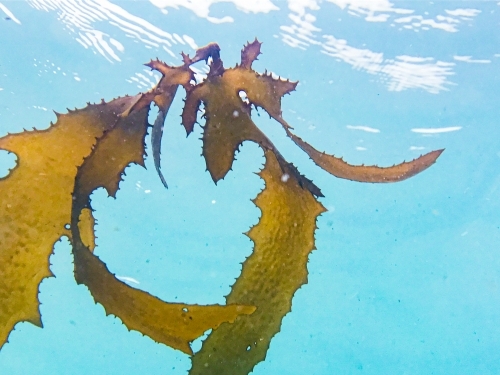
[1,1,499,374]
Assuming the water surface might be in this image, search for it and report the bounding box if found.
[1,1,499,374]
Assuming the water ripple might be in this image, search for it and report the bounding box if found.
[28,0,198,62]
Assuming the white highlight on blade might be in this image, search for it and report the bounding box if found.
[116,276,140,285]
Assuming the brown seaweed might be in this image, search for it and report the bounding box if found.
[190,149,325,374]
[0,39,443,373]
[0,90,255,355]
[180,39,443,374]
[71,95,255,354]
[0,100,122,346]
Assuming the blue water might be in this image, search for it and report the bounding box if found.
[1,1,499,374]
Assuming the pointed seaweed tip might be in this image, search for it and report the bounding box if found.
[435,148,445,157]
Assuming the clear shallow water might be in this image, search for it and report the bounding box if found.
[0,1,499,374]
